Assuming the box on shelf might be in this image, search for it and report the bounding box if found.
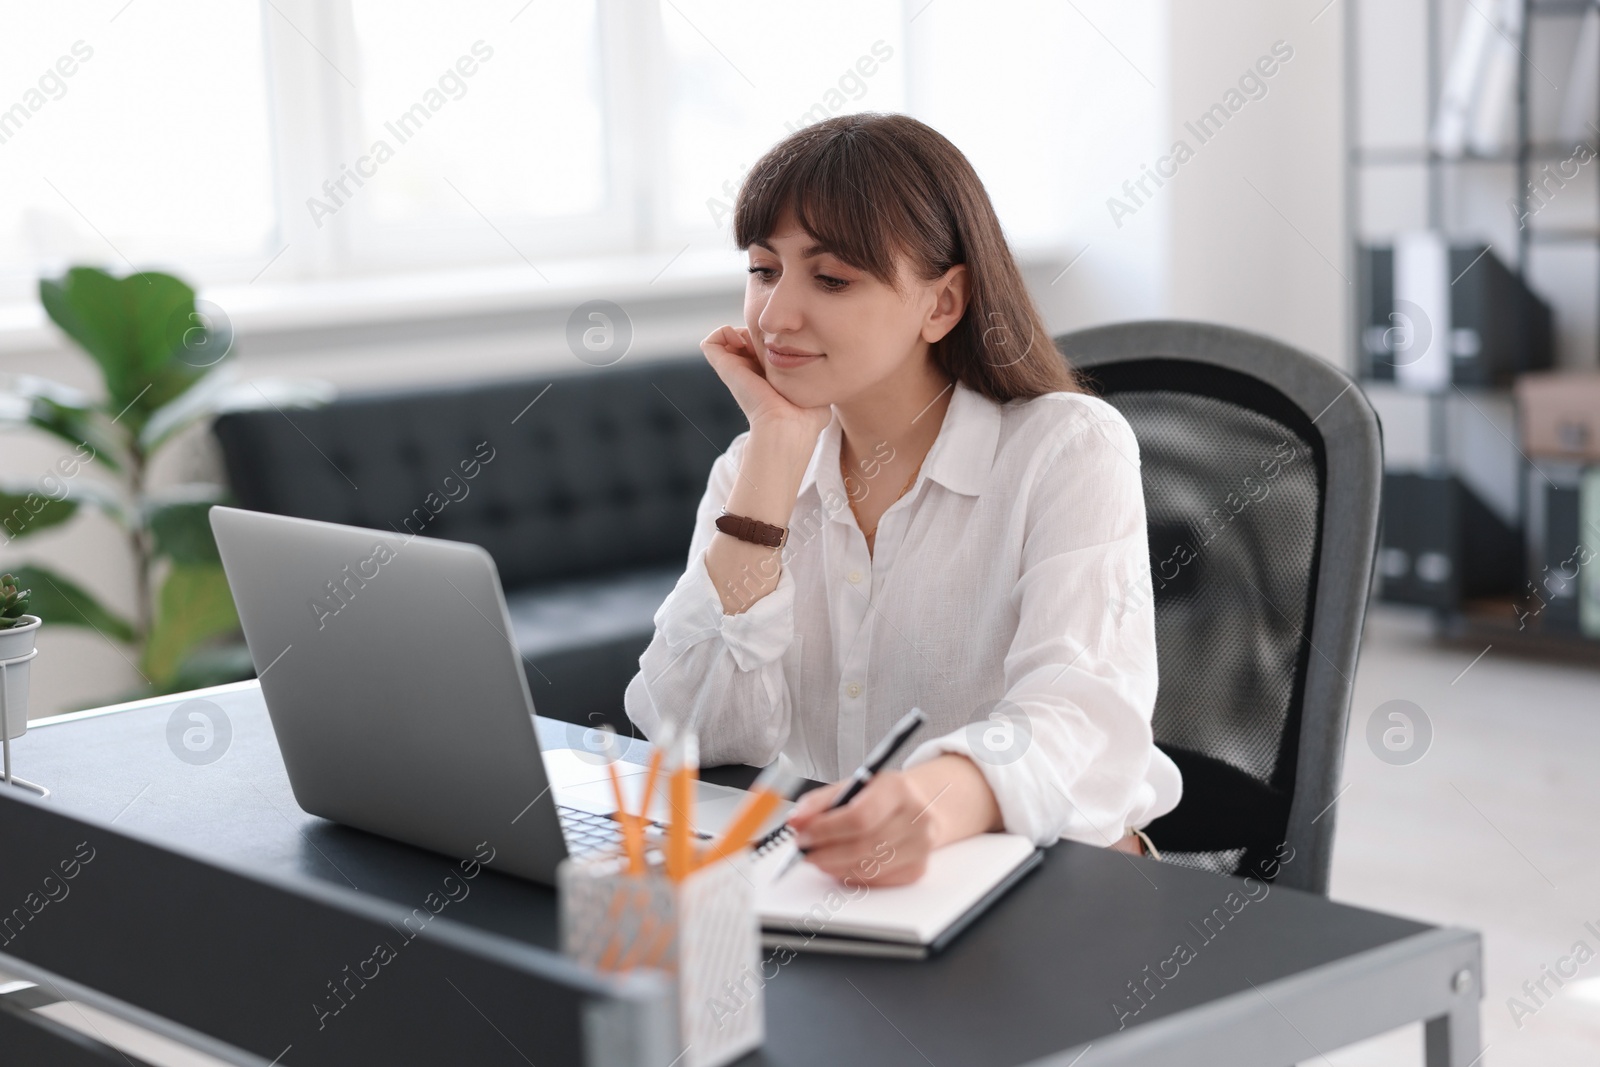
[1378,470,1521,610]
[1515,372,1600,463]
[1363,383,1522,526]
[1358,243,1553,387]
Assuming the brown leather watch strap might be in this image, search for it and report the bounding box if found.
[715,508,787,548]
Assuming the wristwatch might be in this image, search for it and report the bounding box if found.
[715,508,788,548]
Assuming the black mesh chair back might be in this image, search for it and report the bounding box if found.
[1057,322,1382,895]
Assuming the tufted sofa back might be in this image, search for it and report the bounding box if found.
[213,358,747,589]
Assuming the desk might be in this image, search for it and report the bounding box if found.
[11,682,1481,1066]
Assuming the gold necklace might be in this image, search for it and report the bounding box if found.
[844,455,924,541]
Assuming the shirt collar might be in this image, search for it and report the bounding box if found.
[796,378,1002,502]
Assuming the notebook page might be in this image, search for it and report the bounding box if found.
[755,832,1037,945]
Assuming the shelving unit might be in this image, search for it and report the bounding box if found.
[1347,0,1600,654]
[1352,0,1600,308]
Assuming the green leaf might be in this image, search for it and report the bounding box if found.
[0,375,125,472]
[0,573,31,625]
[0,472,129,534]
[30,396,127,472]
[0,474,127,534]
[0,486,78,542]
[140,373,335,455]
[38,267,214,432]
[147,494,227,564]
[142,563,240,686]
[6,564,136,642]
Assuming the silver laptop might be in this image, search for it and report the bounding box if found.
[210,505,785,885]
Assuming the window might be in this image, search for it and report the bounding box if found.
[336,0,615,269]
[914,0,1164,251]
[0,1,276,301]
[657,0,906,235]
[0,0,1124,305]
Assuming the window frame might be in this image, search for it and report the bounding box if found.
[1,0,1092,327]
[258,0,657,285]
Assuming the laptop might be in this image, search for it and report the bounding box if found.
[209,505,787,885]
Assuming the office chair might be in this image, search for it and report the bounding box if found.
[1056,321,1382,896]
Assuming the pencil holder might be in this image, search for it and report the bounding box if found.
[559,855,763,1067]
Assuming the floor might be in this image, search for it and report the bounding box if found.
[1313,605,1600,1065]
[2,605,1596,1065]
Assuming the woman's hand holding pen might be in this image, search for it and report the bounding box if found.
[786,754,1003,887]
[786,770,937,886]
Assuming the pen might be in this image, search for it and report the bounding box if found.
[694,762,805,871]
[774,707,927,879]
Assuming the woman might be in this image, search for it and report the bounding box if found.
[624,113,1180,886]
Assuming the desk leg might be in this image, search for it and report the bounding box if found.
[1424,1001,1481,1067]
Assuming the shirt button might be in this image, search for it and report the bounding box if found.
[846,682,862,698]
[846,570,862,584]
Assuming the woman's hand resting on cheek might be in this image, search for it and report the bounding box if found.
[700,326,831,441]
[785,754,1005,887]
[699,325,828,616]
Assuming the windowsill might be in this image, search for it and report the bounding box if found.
[0,242,1077,356]
[0,248,749,356]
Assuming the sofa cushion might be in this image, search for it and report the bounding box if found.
[213,358,745,589]
[505,566,679,660]
[213,358,743,730]
[503,565,681,730]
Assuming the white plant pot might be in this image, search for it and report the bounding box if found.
[0,615,40,742]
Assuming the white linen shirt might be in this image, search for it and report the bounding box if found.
[623,379,1182,847]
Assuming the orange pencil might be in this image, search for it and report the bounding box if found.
[695,763,804,870]
[635,747,665,832]
[595,871,639,971]
[665,729,698,881]
[617,911,659,971]
[593,726,645,873]
[607,759,645,874]
[639,909,679,969]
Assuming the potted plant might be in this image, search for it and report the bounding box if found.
[0,573,39,740]
[0,267,332,706]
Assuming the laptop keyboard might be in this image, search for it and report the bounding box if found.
[558,805,626,855]
[556,804,717,857]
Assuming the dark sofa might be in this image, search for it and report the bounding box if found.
[212,357,745,730]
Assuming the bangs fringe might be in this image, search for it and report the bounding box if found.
[732,113,1081,402]
[734,121,956,288]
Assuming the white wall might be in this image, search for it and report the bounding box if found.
[1166,0,1350,366]
[912,0,1173,334]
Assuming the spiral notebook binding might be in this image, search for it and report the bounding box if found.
[752,823,795,857]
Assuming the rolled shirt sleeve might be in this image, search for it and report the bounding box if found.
[901,409,1182,847]
[624,432,800,768]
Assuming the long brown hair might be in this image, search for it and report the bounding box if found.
[733,112,1081,401]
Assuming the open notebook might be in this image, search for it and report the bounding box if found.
[750,832,1043,960]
